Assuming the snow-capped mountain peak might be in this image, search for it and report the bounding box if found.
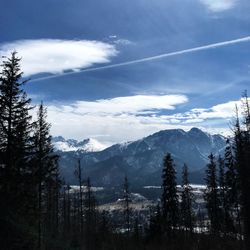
[52,137,108,152]
[78,138,108,152]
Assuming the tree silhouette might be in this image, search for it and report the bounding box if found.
[161,153,179,234]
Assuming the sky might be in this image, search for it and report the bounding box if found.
[0,0,250,145]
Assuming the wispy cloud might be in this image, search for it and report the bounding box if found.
[62,94,188,116]
[43,94,188,142]
[30,35,250,82]
[42,95,247,143]
[0,39,117,76]
[44,96,250,143]
[199,0,237,12]
[156,98,250,126]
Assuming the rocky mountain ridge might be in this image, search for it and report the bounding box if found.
[54,128,226,186]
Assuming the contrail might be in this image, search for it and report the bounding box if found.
[31,36,250,82]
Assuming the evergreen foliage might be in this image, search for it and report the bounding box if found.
[204,153,221,233]
[123,176,131,235]
[234,91,250,248]
[0,52,34,249]
[161,153,179,233]
[180,163,194,232]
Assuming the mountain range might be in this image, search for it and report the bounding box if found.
[52,128,226,187]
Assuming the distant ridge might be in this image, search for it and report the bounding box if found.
[55,128,226,186]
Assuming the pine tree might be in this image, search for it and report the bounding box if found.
[62,183,71,238]
[224,139,238,209]
[234,92,250,248]
[180,163,194,232]
[0,52,34,249]
[84,177,97,249]
[74,158,84,234]
[148,203,162,240]
[43,167,60,249]
[204,153,221,233]
[223,139,240,234]
[32,102,59,249]
[218,155,235,234]
[161,153,179,233]
[123,176,131,235]
[0,52,33,199]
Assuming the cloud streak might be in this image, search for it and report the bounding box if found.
[50,94,188,116]
[0,39,117,76]
[31,35,250,82]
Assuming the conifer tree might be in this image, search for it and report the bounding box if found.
[123,176,131,235]
[180,163,194,232]
[161,153,179,233]
[148,203,162,239]
[84,177,97,249]
[0,52,34,248]
[0,52,33,198]
[204,153,221,233]
[43,167,60,249]
[32,102,59,249]
[234,93,250,248]
[218,155,234,234]
[74,158,84,234]
[62,183,71,239]
[224,139,238,209]
[241,91,250,247]
[223,139,240,234]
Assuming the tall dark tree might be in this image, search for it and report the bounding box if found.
[204,153,221,233]
[32,102,59,249]
[148,203,162,240]
[84,177,97,249]
[0,52,34,249]
[74,158,84,234]
[43,167,60,249]
[234,92,250,248]
[161,153,179,233]
[123,176,131,235]
[218,155,234,234]
[223,139,240,234]
[62,183,71,238]
[180,163,194,232]
[224,139,238,209]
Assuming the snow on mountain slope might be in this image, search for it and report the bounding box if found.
[79,138,108,152]
[52,137,108,152]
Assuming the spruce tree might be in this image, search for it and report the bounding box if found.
[0,52,33,199]
[123,176,131,235]
[0,52,34,249]
[224,139,240,234]
[84,177,97,249]
[148,203,162,240]
[204,153,221,233]
[74,158,84,234]
[234,93,250,248]
[161,153,179,233]
[180,163,194,232]
[32,102,59,249]
[218,155,234,234]
[224,139,238,209]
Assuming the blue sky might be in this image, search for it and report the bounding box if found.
[0,0,250,144]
